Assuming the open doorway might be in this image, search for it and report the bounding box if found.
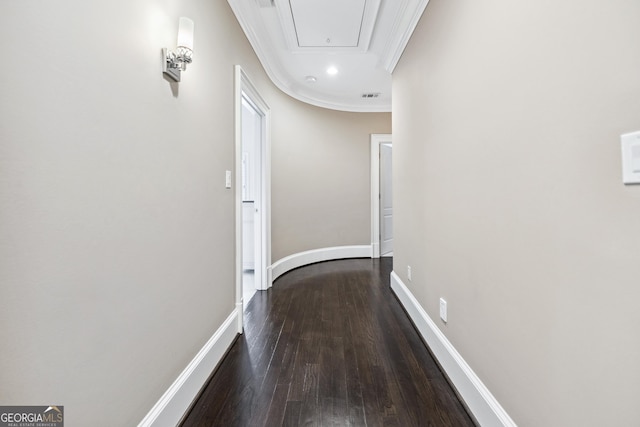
[235,66,271,333]
[371,134,393,258]
[379,142,393,257]
[241,96,262,305]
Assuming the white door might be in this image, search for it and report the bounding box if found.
[380,143,393,256]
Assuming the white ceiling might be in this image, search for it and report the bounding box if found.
[227,0,429,112]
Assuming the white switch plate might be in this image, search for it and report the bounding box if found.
[407,266,412,281]
[225,170,232,189]
[439,298,447,323]
[621,131,640,184]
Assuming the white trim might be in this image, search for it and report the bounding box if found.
[266,265,274,288]
[137,310,239,427]
[226,0,392,112]
[235,65,272,333]
[382,0,430,73]
[270,245,372,283]
[371,134,392,259]
[390,272,517,427]
[234,65,243,333]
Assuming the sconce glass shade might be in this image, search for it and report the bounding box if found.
[177,17,194,51]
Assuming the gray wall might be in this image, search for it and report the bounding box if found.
[271,100,391,261]
[0,0,387,424]
[393,1,640,426]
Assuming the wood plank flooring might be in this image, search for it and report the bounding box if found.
[180,258,476,427]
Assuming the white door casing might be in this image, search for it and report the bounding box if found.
[235,65,272,333]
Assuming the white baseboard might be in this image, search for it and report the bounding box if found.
[138,310,239,427]
[235,302,243,334]
[371,241,380,258]
[270,245,372,282]
[390,271,517,427]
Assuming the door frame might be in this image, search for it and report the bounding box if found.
[234,65,272,333]
[370,134,392,258]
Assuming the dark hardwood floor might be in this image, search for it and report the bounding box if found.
[180,258,476,427]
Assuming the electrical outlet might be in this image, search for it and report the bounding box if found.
[407,265,412,281]
[439,298,447,323]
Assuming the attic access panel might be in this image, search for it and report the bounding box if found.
[290,0,365,47]
[274,0,380,53]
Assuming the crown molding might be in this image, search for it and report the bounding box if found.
[228,0,428,112]
[382,0,430,73]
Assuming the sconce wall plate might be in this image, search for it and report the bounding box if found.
[163,48,181,82]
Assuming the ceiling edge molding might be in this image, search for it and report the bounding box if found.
[273,0,298,52]
[377,0,410,69]
[382,0,430,73]
[287,92,392,113]
[228,0,391,112]
[359,0,383,52]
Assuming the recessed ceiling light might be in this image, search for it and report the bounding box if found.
[305,75,317,83]
[326,66,338,76]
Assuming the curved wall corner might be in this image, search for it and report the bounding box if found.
[269,245,372,283]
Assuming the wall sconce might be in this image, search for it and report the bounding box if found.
[163,17,194,82]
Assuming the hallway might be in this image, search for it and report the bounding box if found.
[181,259,475,426]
